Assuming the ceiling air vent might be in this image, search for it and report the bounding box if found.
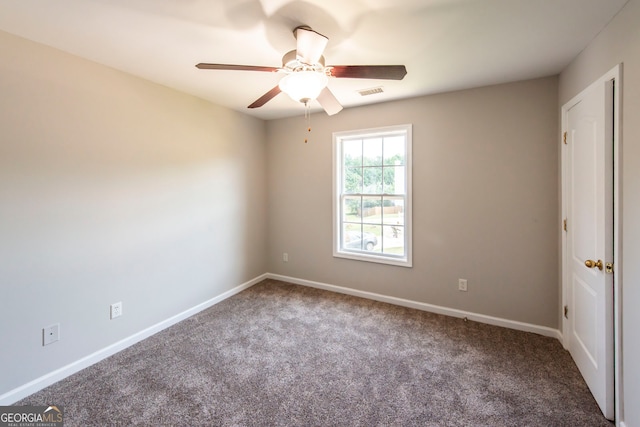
[358,87,384,96]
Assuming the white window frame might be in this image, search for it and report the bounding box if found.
[332,124,412,267]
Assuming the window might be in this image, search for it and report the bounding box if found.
[333,124,412,267]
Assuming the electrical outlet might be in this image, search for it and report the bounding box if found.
[283,252,288,262]
[458,279,468,292]
[43,323,60,346]
[110,302,123,319]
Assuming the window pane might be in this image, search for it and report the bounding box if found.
[383,225,404,255]
[364,224,382,253]
[383,135,405,165]
[363,167,383,194]
[343,223,363,250]
[344,167,363,194]
[343,226,380,252]
[383,165,405,194]
[343,139,362,167]
[382,197,404,226]
[362,196,382,224]
[363,137,383,166]
[343,196,361,222]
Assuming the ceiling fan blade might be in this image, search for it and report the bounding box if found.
[328,65,407,80]
[248,85,282,109]
[196,63,279,73]
[295,27,328,65]
[316,87,343,116]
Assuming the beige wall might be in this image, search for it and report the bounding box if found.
[267,77,559,328]
[0,30,267,396]
[560,0,640,424]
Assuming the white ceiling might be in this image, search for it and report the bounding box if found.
[0,0,628,120]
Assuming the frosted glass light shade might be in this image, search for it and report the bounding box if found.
[279,71,328,103]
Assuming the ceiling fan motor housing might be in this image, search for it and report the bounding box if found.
[282,50,325,72]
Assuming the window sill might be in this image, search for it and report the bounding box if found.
[333,250,412,268]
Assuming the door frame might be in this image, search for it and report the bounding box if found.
[561,64,622,423]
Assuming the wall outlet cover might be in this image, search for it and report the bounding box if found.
[110,302,123,319]
[43,323,60,346]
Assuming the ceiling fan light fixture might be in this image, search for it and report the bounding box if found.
[279,71,328,104]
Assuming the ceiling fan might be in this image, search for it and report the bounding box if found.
[196,26,407,116]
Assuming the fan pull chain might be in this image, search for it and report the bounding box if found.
[304,101,311,143]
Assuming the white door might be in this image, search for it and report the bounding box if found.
[563,74,615,419]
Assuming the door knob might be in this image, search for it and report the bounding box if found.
[585,259,603,271]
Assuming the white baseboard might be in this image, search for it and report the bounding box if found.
[0,273,268,406]
[267,273,562,340]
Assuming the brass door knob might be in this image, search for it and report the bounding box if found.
[585,259,603,271]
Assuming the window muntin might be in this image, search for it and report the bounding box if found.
[333,125,412,267]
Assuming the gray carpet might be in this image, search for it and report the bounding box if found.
[17,279,612,426]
